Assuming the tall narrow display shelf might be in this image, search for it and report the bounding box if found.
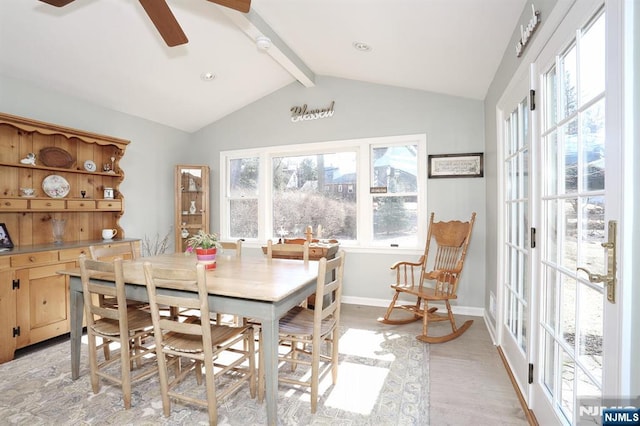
[0,112,133,364]
[175,165,210,253]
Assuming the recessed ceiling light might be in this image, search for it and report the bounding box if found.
[200,72,216,82]
[352,41,372,52]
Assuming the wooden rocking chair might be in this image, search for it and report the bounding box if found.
[378,212,476,343]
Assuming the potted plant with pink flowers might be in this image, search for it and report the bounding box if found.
[185,230,222,269]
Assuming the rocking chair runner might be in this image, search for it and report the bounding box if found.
[378,212,476,343]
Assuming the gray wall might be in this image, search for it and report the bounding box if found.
[192,76,487,308]
[0,74,190,250]
[1,73,488,309]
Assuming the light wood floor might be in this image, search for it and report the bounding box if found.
[341,304,531,426]
[14,303,531,425]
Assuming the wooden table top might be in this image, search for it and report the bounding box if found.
[62,252,320,303]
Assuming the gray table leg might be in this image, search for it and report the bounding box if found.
[70,278,84,380]
[262,317,279,426]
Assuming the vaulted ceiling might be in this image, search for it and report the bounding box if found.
[0,0,527,132]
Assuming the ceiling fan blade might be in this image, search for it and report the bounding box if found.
[38,0,76,6]
[208,0,251,13]
[139,0,188,47]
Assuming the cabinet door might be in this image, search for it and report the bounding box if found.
[15,261,74,347]
[175,165,210,253]
[0,268,16,363]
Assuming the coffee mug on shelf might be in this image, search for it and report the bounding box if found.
[102,229,118,240]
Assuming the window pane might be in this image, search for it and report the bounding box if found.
[230,157,258,197]
[579,14,605,105]
[272,152,357,240]
[545,66,558,129]
[560,44,578,119]
[371,145,418,192]
[372,195,417,245]
[562,120,578,193]
[582,100,605,191]
[230,199,258,238]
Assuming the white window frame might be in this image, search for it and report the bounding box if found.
[220,134,427,251]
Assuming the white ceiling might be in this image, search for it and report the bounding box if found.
[0,0,527,133]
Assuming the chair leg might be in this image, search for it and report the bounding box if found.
[87,332,100,394]
[203,353,218,425]
[310,340,321,414]
[156,351,173,417]
[121,338,132,409]
[378,291,422,325]
[331,329,339,384]
[257,333,264,403]
[417,300,474,344]
[247,328,257,399]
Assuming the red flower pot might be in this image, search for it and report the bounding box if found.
[195,247,217,269]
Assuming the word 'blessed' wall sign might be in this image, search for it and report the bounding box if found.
[515,4,541,58]
[290,101,335,122]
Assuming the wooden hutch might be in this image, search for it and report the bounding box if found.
[0,112,137,364]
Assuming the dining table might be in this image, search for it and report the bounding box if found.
[61,252,320,426]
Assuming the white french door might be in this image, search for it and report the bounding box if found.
[499,70,534,403]
[531,1,622,424]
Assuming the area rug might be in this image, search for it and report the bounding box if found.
[0,327,429,425]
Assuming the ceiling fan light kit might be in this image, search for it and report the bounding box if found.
[37,0,252,47]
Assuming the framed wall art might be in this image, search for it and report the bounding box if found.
[0,223,14,249]
[428,152,484,178]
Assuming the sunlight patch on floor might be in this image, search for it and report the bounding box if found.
[338,328,399,362]
[322,361,389,414]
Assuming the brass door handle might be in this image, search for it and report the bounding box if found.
[576,220,617,303]
[576,267,611,284]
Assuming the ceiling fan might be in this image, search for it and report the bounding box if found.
[38,0,251,47]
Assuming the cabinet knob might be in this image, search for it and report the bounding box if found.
[29,256,36,262]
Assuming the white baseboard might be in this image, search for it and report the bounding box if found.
[342,295,485,317]
[484,312,498,345]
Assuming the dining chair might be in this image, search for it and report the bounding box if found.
[89,241,146,307]
[258,250,346,413]
[214,239,243,325]
[89,240,140,261]
[266,239,309,261]
[142,261,256,424]
[78,254,157,409]
[219,239,242,258]
[378,212,476,343]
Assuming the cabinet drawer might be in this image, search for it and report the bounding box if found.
[97,199,122,210]
[59,247,89,262]
[11,251,59,267]
[67,200,96,210]
[0,198,28,210]
[30,199,66,210]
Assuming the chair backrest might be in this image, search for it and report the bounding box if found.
[420,212,476,295]
[266,239,309,261]
[142,261,213,358]
[79,254,130,333]
[311,250,346,328]
[219,239,242,258]
[89,241,139,262]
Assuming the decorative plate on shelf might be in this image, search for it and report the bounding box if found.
[42,175,70,198]
[83,160,97,172]
[39,147,74,168]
